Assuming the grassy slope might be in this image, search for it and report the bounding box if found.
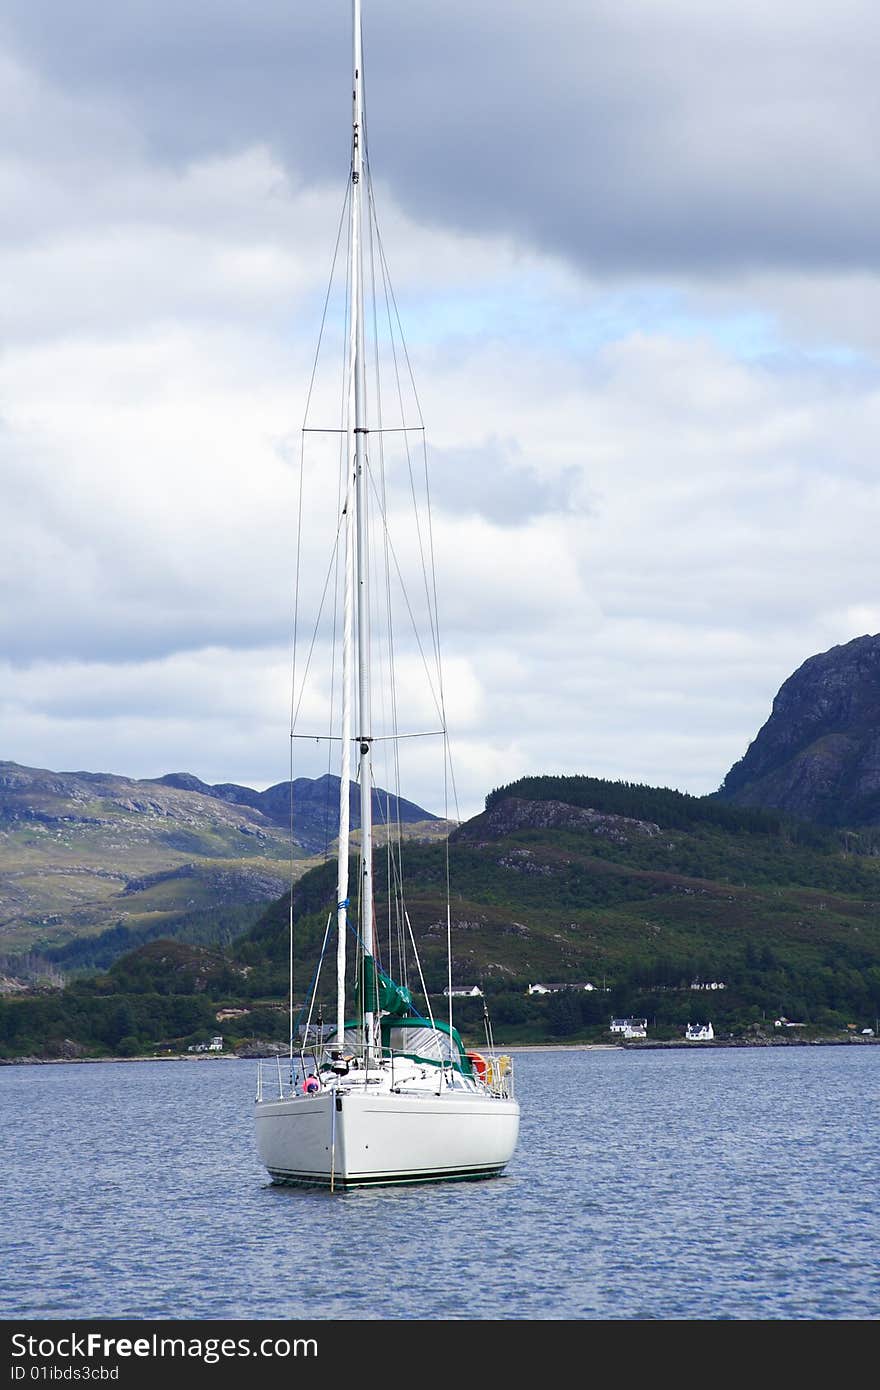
[235,799,880,1022]
[0,793,301,954]
[0,791,447,958]
[4,776,880,1054]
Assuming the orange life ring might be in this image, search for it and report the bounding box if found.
[466,1050,487,1082]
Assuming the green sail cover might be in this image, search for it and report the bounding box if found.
[340,1018,472,1074]
[362,956,413,1019]
[352,959,472,1074]
[380,1017,473,1075]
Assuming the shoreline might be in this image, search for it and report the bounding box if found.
[505,1035,880,1052]
[2,1034,878,1065]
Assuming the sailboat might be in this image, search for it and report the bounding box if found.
[253,0,520,1189]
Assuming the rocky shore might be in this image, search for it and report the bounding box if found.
[620,1033,880,1050]
[3,1033,878,1064]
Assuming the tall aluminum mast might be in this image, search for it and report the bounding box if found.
[335,0,375,1059]
[352,0,376,1063]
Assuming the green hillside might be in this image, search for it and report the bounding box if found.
[0,761,299,958]
[2,774,880,1057]
[0,759,448,980]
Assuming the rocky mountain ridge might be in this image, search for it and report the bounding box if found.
[0,760,438,960]
[455,796,661,846]
[719,634,880,826]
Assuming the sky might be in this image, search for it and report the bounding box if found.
[2,0,879,819]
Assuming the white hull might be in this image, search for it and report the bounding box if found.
[256,1086,520,1189]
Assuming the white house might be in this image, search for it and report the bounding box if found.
[187,1036,224,1053]
[527,982,596,996]
[685,1022,714,1041]
[443,985,483,998]
[690,981,727,991]
[610,1017,647,1038]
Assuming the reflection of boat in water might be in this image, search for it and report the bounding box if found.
[254,0,519,1190]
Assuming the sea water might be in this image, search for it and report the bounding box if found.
[1,1046,877,1320]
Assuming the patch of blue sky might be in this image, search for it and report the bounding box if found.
[688,313,872,379]
[305,271,875,384]
[373,278,771,355]
[751,343,878,392]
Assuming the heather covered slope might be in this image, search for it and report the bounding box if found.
[3,774,880,1056]
[0,760,438,961]
[237,781,880,1043]
[234,776,880,1033]
[0,760,294,958]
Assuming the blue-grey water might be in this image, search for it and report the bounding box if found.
[2,1047,877,1320]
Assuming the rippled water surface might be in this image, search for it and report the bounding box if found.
[2,1047,877,1320]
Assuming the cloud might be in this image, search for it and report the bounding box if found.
[2,2,880,822]
[3,2,880,275]
[426,439,580,525]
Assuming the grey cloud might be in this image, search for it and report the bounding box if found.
[5,3,880,814]
[3,2,880,275]
[426,440,580,524]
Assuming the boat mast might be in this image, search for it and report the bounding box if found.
[334,0,375,1061]
[334,0,364,1054]
[351,0,376,1064]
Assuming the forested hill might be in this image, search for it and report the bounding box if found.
[483,774,833,843]
[4,770,880,1058]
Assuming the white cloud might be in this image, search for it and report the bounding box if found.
[1,3,879,823]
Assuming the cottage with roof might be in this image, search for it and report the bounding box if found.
[527,981,596,996]
[685,1022,714,1041]
[610,1017,647,1039]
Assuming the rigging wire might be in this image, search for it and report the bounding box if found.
[288,175,353,1061]
[362,118,410,989]
[363,136,464,1037]
[289,513,345,734]
[322,196,356,860]
[287,33,466,1051]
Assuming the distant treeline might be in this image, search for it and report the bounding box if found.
[39,903,266,974]
[485,774,832,844]
[0,981,220,1058]
[3,925,880,1059]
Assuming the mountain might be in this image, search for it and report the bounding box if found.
[0,760,440,963]
[150,771,437,853]
[718,634,880,826]
[6,772,877,1059]
[194,774,880,1033]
